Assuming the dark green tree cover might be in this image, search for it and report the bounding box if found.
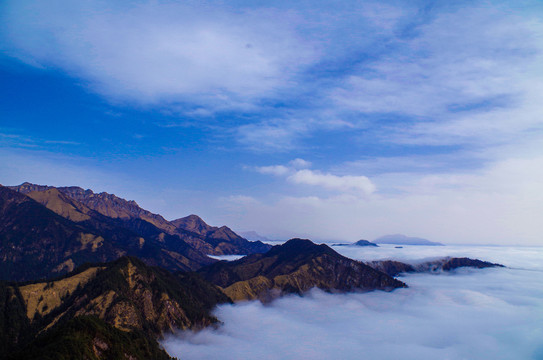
[7,316,174,360]
[0,283,32,355]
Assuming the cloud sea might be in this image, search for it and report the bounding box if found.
[163,244,543,360]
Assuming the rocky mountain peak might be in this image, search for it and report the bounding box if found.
[171,214,211,234]
[266,238,336,258]
[199,238,406,302]
[8,182,54,194]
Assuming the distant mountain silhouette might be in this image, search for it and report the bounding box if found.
[374,234,444,246]
[238,230,271,242]
[354,239,378,246]
[368,257,503,277]
[333,239,378,247]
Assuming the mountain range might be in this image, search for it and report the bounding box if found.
[0,182,503,359]
[1,183,270,281]
[9,182,271,255]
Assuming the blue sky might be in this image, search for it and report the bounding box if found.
[1,0,543,245]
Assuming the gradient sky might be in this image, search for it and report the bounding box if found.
[1,0,543,245]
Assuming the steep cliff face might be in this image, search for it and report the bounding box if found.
[1,257,231,359]
[199,239,406,302]
[9,183,271,256]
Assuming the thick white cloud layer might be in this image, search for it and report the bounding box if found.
[162,246,543,360]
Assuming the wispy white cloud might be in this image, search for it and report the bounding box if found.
[236,119,312,152]
[287,169,375,195]
[288,158,312,169]
[43,140,80,145]
[226,1,543,153]
[1,0,318,109]
[0,130,80,148]
[331,4,543,147]
[254,159,312,176]
[255,165,290,176]
[254,160,375,196]
[6,0,541,155]
[223,151,543,245]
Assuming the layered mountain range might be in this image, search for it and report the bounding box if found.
[1,183,270,281]
[9,182,270,255]
[0,182,504,359]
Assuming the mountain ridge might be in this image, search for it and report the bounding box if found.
[8,182,271,256]
[0,185,214,281]
[1,256,231,359]
[368,257,504,277]
[198,238,406,302]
